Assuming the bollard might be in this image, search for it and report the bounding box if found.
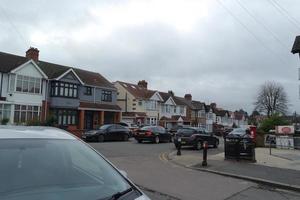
[177,137,182,156]
[202,141,208,166]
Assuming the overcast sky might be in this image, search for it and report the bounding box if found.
[0,0,299,114]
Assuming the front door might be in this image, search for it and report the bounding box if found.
[85,111,94,130]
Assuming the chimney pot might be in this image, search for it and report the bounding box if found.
[26,47,39,62]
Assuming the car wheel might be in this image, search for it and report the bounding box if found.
[123,134,129,141]
[214,140,219,148]
[137,139,142,143]
[195,141,202,150]
[98,135,104,143]
[154,136,160,144]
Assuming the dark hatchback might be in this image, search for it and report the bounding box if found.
[174,127,219,150]
[82,124,131,142]
[134,126,172,144]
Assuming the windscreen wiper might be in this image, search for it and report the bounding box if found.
[106,187,133,200]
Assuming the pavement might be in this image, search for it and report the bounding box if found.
[90,139,300,200]
[168,147,300,192]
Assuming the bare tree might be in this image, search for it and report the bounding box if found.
[254,81,289,117]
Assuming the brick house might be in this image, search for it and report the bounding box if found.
[177,94,206,128]
[114,80,189,127]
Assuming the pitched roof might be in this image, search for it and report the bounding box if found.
[291,35,300,54]
[0,52,28,72]
[158,92,186,105]
[0,51,115,89]
[117,81,156,99]
[215,109,229,117]
[175,96,205,110]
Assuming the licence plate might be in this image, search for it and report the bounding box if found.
[181,141,186,144]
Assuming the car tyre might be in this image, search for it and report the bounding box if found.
[137,139,142,143]
[98,135,104,143]
[123,134,129,141]
[195,141,202,150]
[154,136,160,144]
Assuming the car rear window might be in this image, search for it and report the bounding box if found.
[177,128,195,136]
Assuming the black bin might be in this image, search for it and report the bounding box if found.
[224,134,256,162]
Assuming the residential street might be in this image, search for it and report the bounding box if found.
[90,139,300,200]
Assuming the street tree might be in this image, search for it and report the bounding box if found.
[254,81,289,117]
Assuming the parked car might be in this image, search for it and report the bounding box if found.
[117,122,139,136]
[82,124,131,142]
[0,126,150,200]
[134,126,172,144]
[174,127,219,150]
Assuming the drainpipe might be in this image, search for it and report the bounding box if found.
[0,73,3,98]
[44,79,49,121]
[93,87,96,103]
[125,92,128,112]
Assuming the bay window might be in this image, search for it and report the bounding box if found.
[0,104,11,121]
[14,104,40,123]
[50,81,78,98]
[15,75,41,94]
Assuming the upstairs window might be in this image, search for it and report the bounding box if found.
[85,86,92,96]
[50,81,78,98]
[102,90,112,102]
[180,106,184,114]
[16,75,41,94]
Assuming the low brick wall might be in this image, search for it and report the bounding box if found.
[67,129,84,138]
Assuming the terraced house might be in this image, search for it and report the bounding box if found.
[114,80,188,127]
[0,48,121,133]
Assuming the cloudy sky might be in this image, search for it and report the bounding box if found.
[0,0,299,113]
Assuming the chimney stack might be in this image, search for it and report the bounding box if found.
[137,80,148,89]
[184,94,192,101]
[168,90,174,96]
[26,47,39,62]
[210,103,217,110]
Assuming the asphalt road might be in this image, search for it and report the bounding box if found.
[90,139,300,200]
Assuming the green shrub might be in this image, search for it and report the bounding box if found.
[259,114,290,133]
[27,119,42,126]
[1,118,9,125]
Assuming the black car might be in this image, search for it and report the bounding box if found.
[82,124,131,142]
[174,127,219,150]
[134,126,172,144]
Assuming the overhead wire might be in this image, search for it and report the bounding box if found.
[216,0,289,65]
[267,0,300,31]
[235,0,290,50]
[0,4,29,47]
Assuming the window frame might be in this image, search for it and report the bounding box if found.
[15,75,42,95]
[50,81,78,98]
[101,90,112,102]
[84,86,92,96]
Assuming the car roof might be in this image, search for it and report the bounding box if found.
[0,126,76,140]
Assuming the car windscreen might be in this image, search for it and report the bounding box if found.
[99,125,111,130]
[0,139,131,200]
[229,128,246,135]
[140,126,152,131]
